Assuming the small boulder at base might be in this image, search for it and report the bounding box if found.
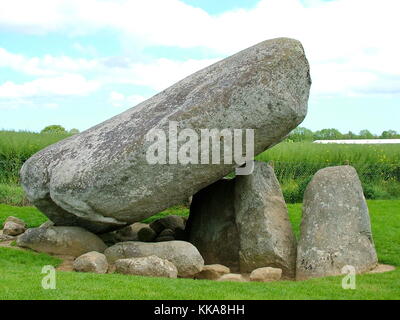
[296,166,378,280]
[154,229,175,242]
[195,264,231,280]
[104,240,204,278]
[17,226,107,257]
[150,215,186,234]
[114,223,156,242]
[73,251,108,274]
[3,216,26,236]
[5,216,26,227]
[250,267,282,282]
[217,273,247,282]
[115,256,178,278]
[3,221,26,236]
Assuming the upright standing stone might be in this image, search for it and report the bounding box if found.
[296,166,378,280]
[20,38,311,233]
[235,162,297,278]
[186,161,297,278]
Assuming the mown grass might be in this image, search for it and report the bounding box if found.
[0,200,399,300]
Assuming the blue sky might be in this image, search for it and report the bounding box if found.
[0,0,399,135]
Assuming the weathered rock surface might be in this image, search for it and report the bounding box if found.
[5,216,26,227]
[235,162,297,277]
[104,240,204,277]
[194,264,231,280]
[20,38,311,233]
[186,162,296,277]
[0,230,14,242]
[250,267,282,282]
[3,221,26,236]
[17,226,107,257]
[115,223,156,242]
[73,251,108,274]
[154,228,175,242]
[39,221,54,229]
[150,215,186,233]
[3,216,26,236]
[296,166,378,280]
[217,273,247,282]
[115,256,178,278]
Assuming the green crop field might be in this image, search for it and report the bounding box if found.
[0,200,399,300]
[257,142,400,202]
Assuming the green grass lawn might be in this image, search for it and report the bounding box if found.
[0,200,399,300]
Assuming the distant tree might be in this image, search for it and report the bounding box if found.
[359,129,375,139]
[313,128,343,140]
[40,125,67,134]
[69,128,80,135]
[343,131,357,139]
[380,130,398,139]
[288,127,314,142]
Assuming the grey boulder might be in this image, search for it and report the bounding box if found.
[194,264,231,280]
[3,216,26,236]
[296,166,378,280]
[217,273,247,282]
[20,37,311,233]
[73,251,109,274]
[3,221,26,236]
[115,256,178,278]
[249,267,282,282]
[104,240,204,277]
[17,226,107,257]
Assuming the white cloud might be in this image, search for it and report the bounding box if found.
[0,0,399,97]
[0,74,99,98]
[0,47,219,92]
[100,58,219,91]
[109,91,147,108]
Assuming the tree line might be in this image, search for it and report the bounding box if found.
[288,127,400,142]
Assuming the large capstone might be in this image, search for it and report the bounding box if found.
[296,166,378,280]
[21,38,311,233]
[186,161,297,278]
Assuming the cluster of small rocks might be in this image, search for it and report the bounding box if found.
[98,215,187,246]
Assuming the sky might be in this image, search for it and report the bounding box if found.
[0,0,399,135]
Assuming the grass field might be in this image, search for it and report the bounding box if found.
[1,200,399,300]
